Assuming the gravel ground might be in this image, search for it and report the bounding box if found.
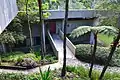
[66,58,120,73]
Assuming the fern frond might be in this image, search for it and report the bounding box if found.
[70,26,91,38]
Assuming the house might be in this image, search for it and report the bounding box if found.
[5,10,116,52]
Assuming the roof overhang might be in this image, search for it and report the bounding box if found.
[44,10,116,20]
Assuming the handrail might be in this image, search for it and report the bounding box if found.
[47,30,58,57]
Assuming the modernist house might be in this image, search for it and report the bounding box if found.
[16,10,98,50]
[0,9,115,52]
[22,10,115,46]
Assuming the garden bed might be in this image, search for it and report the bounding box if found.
[0,51,58,70]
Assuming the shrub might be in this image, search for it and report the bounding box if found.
[44,54,57,63]
[76,44,120,67]
[1,51,25,62]
[0,51,41,63]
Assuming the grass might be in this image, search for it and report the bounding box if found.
[0,66,120,80]
[98,34,114,47]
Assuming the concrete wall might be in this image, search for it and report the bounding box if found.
[0,0,18,34]
[60,19,94,34]
[45,10,116,20]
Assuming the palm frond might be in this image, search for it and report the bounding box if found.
[70,26,91,38]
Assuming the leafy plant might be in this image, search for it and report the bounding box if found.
[44,54,57,63]
[76,44,120,67]
[39,66,51,80]
[30,49,41,62]
[70,26,117,78]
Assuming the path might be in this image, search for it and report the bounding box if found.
[51,34,76,62]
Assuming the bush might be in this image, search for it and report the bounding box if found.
[1,51,25,62]
[76,44,120,67]
[0,51,41,63]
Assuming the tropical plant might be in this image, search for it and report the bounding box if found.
[39,67,51,80]
[99,31,120,80]
[70,26,117,78]
[61,0,69,77]
[17,0,50,60]
[99,16,120,80]
[0,16,26,53]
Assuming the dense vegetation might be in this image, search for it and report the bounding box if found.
[0,51,57,67]
[76,44,120,67]
[0,66,120,80]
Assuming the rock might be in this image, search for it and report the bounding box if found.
[16,58,38,68]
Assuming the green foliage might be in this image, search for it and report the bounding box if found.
[39,67,51,80]
[95,0,120,28]
[30,49,41,62]
[76,44,120,67]
[0,51,41,63]
[70,26,117,38]
[0,73,28,80]
[0,14,26,44]
[98,34,114,47]
[66,66,120,80]
[17,0,50,24]
[44,54,57,63]
[99,16,118,27]
[56,0,93,9]
[0,51,58,65]
[0,66,120,80]
[66,66,90,79]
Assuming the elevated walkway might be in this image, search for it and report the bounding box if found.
[47,30,76,63]
[52,34,75,60]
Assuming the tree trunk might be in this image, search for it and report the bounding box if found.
[8,44,12,52]
[26,0,33,48]
[37,0,46,60]
[99,31,120,80]
[1,43,6,53]
[61,0,69,77]
[89,33,97,78]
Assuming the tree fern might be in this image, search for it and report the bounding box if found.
[70,26,118,38]
[70,25,118,78]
